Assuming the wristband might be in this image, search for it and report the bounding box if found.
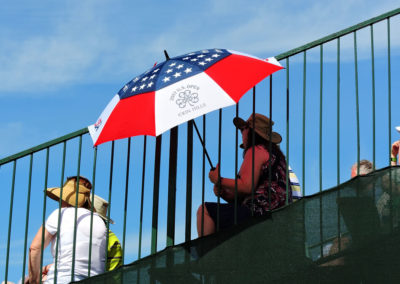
[391,157,397,162]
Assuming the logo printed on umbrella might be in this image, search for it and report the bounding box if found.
[176,89,199,108]
[94,118,102,131]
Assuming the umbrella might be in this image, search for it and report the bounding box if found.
[88,48,283,165]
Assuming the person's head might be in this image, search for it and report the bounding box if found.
[91,194,114,224]
[351,160,373,178]
[46,176,92,209]
[233,113,282,151]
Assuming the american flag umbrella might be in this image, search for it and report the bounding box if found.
[88,48,283,148]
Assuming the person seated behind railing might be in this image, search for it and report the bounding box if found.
[197,113,292,237]
[390,126,400,166]
[27,176,107,284]
[91,194,123,271]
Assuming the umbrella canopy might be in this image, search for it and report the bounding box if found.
[89,48,283,146]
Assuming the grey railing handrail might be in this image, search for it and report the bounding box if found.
[275,7,400,61]
[0,127,89,165]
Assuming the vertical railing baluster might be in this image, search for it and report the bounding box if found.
[54,141,67,283]
[251,87,256,213]
[167,127,178,246]
[268,80,272,210]
[4,160,17,284]
[105,141,115,271]
[387,18,392,165]
[151,136,162,254]
[234,103,239,225]
[88,146,98,276]
[319,44,324,258]
[200,115,206,236]
[302,52,308,257]
[122,138,132,264]
[71,136,83,283]
[371,24,376,170]
[39,148,50,284]
[354,31,361,174]
[22,154,33,284]
[216,110,222,230]
[302,51,307,197]
[138,136,147,259]
[185,121,193,242]
[337,38,342,252]
[286,58,290,205]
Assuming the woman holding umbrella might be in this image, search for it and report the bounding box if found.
[197,113,291,237]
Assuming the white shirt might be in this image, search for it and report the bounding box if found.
[44,207,107,284]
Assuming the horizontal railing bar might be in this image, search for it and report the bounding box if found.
[275,8,400,61]
[0,127,88,165]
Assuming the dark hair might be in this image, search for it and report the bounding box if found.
[244,129,286,170]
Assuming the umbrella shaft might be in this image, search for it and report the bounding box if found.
[192,121,214,170]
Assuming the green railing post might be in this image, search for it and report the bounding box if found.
[286,58,290,205]
[71,135,83,283]
[138,136,147,259]
[122,138,132,264]
[21,154,33,284]
[167,127,178,246]
[185,121,193,242]
[151,136,162,254]
[39,148,50,284]
[4,160,17,284]
[354,31,361,175]
[388,18,392,165]
[54,141,67,284]
[88,146,98,276]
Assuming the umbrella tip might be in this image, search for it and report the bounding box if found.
[164,50,170,60]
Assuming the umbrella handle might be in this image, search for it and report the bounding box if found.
[192,120,215,170]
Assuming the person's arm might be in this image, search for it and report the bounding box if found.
[28,226,53,284]
[391,140,400,166]
[209,146,268,202]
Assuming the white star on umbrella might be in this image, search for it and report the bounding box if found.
[184,68,192,74]
[173,72,181,78]
[162,77,170,83]
[147,82,154,88]
[131,86,138,92]
[176,64,184,69]
[166,69,173,74]
[139,84,146,90]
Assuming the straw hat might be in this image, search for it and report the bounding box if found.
[46,177,91,207]
[91,194,114,224]
[233,113,282,144]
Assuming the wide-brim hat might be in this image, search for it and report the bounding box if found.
[91,194,114,224]
[233,113,282,144]
[46,178,91,207]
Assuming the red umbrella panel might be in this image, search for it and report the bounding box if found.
[88,48,283,146]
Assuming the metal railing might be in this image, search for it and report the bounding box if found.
[1,7,399,283]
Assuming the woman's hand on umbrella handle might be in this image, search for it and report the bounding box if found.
[209,164,219,184]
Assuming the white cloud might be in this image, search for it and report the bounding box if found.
[0,0,398,95]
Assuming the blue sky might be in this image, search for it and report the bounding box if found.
[1,0,400,282]
[1,0,399,157]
